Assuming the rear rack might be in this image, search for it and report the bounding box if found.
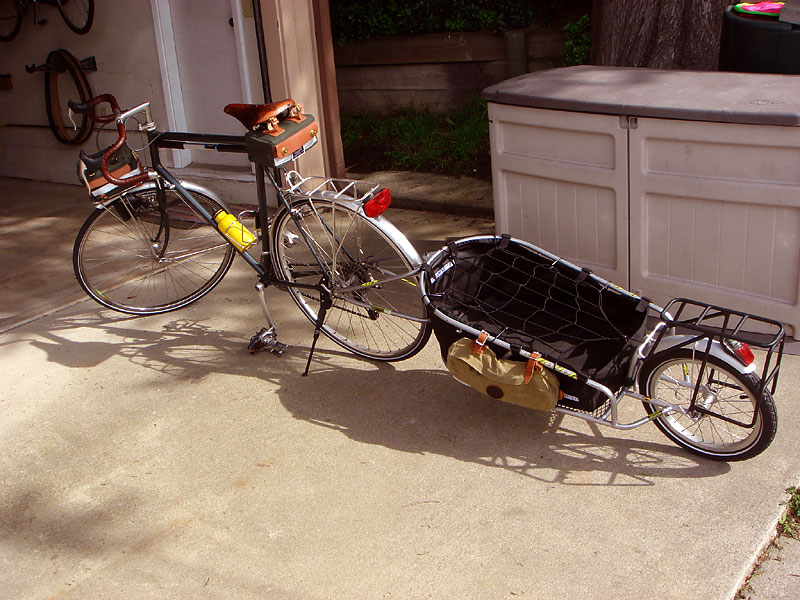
[652,298,785,426]
[659,298,785,350]
[282,171,381,203]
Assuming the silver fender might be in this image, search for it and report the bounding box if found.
[650,334,756,375]
[99,180,230,212]
[296,192,423,267]
[360,210,423,266]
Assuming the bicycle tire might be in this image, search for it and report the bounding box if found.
[57,0,93,35]
[639,348,777,461]
[0,0,23,42]
[271,198,431,361]
[45,48,93,145]
[74,184,236,315]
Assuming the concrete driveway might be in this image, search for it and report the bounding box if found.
[2,177,799,599]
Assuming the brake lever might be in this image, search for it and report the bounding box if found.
[68,107,78,131]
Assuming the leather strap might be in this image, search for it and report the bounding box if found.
[471,331,490,355]
[524,352,543,384]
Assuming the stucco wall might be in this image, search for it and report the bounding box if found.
[0,0,166,185]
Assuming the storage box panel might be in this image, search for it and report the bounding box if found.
[631,116,800,332]
[501,172,617,270]
[499,123,617,169]
[488,103,628,283]
[645,137,800,186]
[641,193,800,305]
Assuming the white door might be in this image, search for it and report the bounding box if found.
[152,0,258,168]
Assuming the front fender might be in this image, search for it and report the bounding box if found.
[99,180,230,212]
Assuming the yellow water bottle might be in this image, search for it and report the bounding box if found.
[214,210,256,251]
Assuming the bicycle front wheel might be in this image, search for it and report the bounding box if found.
[271,198,431,361]
[639,349,777,461]
[57,0,94,35]
[0,0,23,42]
[74,185,235,314]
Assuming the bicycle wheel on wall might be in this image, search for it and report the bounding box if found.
[74,185,235,315]
[57,0,93,35]
[45,49,93,145]
[271,198,431,361]
[0,0,23,42]
[639,348,777,461]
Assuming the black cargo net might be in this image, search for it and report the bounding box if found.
[426,239,647,376]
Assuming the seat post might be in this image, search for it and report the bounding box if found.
[255,162,271,273]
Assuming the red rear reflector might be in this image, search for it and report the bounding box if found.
[735,342,755,366]
[364,188,391,218]
[724,339,755,366]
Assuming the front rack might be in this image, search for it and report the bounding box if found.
[651,298,785,427]
[282,171,381,203]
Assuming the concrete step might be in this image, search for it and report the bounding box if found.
[172,165,494,218]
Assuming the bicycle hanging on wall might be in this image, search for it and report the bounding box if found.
[0,0,94,42]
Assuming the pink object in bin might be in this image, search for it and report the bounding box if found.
[733,2,785,15]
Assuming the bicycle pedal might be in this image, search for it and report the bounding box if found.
[248,327,287,355]
[269,340,288,355]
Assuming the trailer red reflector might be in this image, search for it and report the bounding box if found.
[364,188,391,218]
[723,339,755,366]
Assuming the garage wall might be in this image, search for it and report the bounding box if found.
[0,0,339,190]
[0,1,166,185]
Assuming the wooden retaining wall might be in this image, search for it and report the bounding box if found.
[334,28,566,114]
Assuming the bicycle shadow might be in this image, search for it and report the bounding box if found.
[6,310,286,380]
[9,310,730,485]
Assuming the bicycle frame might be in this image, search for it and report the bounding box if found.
[138,129,338,294]
[90,117,427,353]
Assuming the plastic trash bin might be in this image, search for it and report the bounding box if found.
[720,5,800,74]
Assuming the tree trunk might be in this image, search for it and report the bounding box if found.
[590,0,730,70]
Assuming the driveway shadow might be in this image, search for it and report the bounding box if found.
[9,311,730,485]
[274,362,730,485]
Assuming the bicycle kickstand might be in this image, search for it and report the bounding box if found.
[248,283,288,355]
[302,293,333,377]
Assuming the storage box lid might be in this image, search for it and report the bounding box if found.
[482,66,800,126]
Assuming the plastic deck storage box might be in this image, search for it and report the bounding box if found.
[483,66,800,334]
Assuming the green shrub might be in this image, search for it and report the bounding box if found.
[563,14,591,66]
[341,99,491,178]
[331,0,590,44]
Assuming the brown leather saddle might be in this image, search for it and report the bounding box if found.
[224,99,304,134]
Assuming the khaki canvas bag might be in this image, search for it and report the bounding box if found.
[446,335,561,411]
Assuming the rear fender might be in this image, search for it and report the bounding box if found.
[651,335,756,375]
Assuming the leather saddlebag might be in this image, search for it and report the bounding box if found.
[77,143,142,196]
[446,337,561,411]
[245,107,318,167]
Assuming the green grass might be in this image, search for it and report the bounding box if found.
[778,486,800,538]
[340,99,491,179]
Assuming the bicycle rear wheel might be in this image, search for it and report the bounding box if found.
[271,198,431,361]
[45,49,93,145]
[74,184,235,314]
